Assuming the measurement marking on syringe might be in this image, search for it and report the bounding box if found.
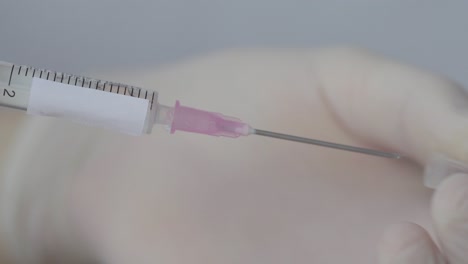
[17,66,22,75]
[75,78,78,86]
[144,90,148,99]
[53,72,57,82]
[25,68,29,76]
[32,69,36,77]
[68,76,71,84]
[8,65,14,86]
[46,72,50,80]
[117,85,121,94]
[39,70,43,78]
[150,92,155,110]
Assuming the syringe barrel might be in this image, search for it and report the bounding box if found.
[0,61,159,134]
[0,61,32,110]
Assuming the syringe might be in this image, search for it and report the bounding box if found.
[0,60,401,159]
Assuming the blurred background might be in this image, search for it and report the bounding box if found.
[1,0,468,85]
[0,2,466,262]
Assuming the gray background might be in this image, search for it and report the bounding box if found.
[1,0,468,85]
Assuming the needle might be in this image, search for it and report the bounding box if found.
[252,129,402,159]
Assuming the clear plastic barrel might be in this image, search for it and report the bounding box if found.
[0,61,160,134]
[0,61,32,110]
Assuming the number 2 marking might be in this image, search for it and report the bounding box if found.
[3,89,16,98]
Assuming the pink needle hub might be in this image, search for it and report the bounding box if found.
[170,100,252,138]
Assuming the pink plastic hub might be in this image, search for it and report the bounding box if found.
[170,101,251,138]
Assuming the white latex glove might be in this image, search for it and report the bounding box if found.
[2,47,468,264]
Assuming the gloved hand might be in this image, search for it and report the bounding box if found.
[379,172,467,264]
[3,47,468,263]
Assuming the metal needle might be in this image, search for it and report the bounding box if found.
[253,129,402,159]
